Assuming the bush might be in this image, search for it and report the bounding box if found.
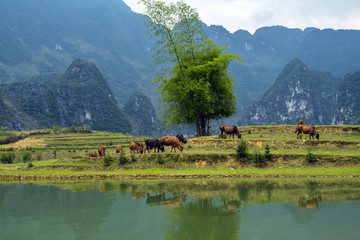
[27,162,34,168]
[305,151,318,164]
[0,152,15,164]
[104,155,114,167]
[236,140,249,159]
[0,135,26,145]
[157,154,165,164]
[118,154,130,166]
[22,151,32,162]
[264,144,271,161]
[131,154,138,163]
[253,150,266,167]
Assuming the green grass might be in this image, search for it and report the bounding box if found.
[0,125,359,180]
[1,165,360,177]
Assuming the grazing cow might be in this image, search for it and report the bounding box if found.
[129,142,143,154]
[295,125,319,140]
[160,136,184,152]
[294,119,305,135]
[98,146,106,157]
[145,139,165,153]
[116,146,123,154]
[88,152,98,157]
[137,142,144,153]
[219,125,242,139]
[176,134,188,144]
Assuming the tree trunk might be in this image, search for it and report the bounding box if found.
[198,115,208,136]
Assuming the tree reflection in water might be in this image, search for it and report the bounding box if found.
[163,198,241,240]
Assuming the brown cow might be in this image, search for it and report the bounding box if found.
[137,142,144,153]
[295,125,319,140]
[116,146,123,154]
[219,125,242,139]
[129,142,143,154]
[88,152,98,157]
[160,136,184,152]
[294,119,305,135]
[98,146,106,157]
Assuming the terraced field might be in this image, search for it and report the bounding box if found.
[0,125,359,180]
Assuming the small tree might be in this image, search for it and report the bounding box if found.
[305,150,318,164]
[264,144,271,161]
[104,155,113,167]
[236,140,249,159]
[253,150,266,167]
[0,152,15,164]
[118,154,130,166]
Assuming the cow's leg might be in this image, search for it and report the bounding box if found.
[219,130,224,138]
[297,132,302,139]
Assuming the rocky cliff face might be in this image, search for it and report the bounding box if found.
[240,59,341,125]
[333,72,360,124]
[0,59,132,132]
[122,92,162,137]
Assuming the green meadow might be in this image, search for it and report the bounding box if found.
[0,125,359,180]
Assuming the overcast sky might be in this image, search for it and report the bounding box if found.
[123,0,360,34]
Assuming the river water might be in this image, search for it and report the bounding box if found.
[1,179,359,240]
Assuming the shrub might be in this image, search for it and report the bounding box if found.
[0,126,15,137]
[131,154,138,163]
[118,154,130,166]
[0,152,15,164]
[264,144,271,161]
[0,135,26,145]
[157,154,165,164]
[253,150,266,167]
[236,140,249,159]
[104,155,113,167]
[27,162,34,168]
[22,151,32,162]
[305,151,318,164]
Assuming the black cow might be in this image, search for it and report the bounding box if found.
[176,134,188,144]
[145,139,165,153]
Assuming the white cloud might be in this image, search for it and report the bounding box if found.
[123,0,360,34]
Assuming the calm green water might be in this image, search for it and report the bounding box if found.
[1,179,360,240]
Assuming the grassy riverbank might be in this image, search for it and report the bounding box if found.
[1,125,359,180]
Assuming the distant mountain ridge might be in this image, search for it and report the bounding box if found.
[240,59,359,125]
[0,59,132,132]
[1,0,360,123]
[333,71,360,124]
